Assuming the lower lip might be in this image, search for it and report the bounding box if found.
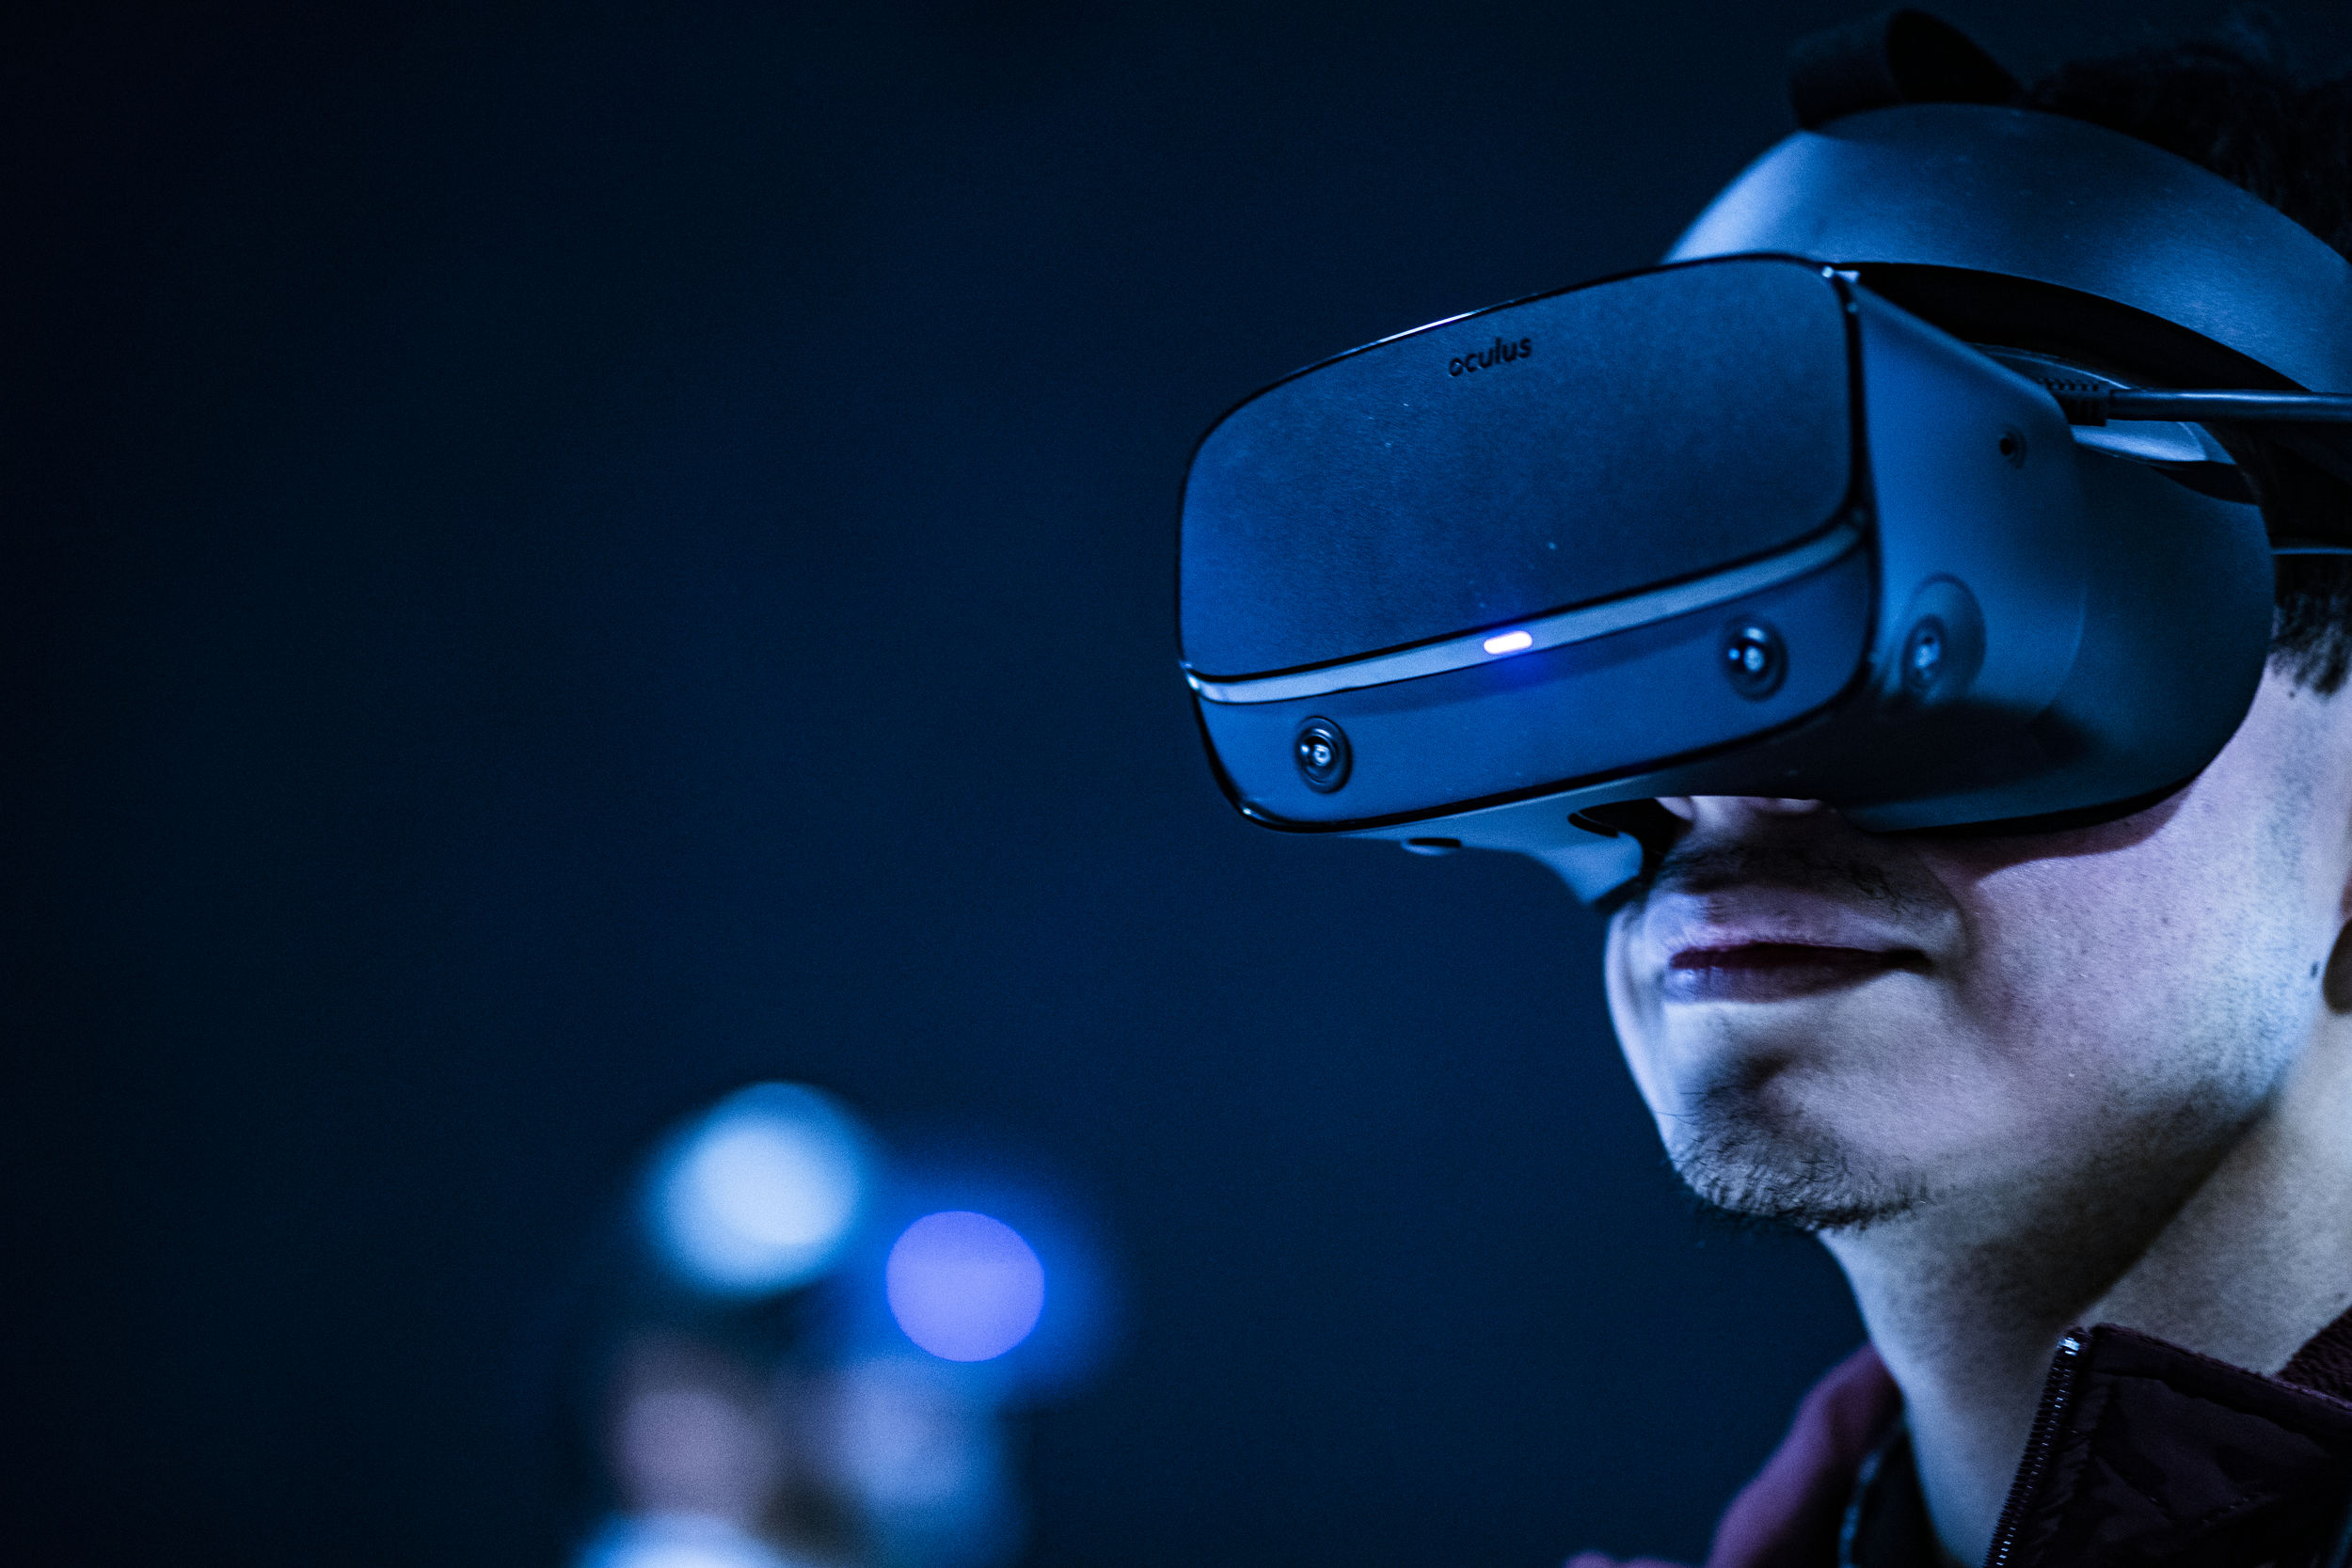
[1664,943,1921,1003]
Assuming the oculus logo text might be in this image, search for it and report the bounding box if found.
[1448,336,1534,376]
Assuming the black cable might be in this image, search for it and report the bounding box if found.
[2013,375,2352,552]
[2042,386,2352,425]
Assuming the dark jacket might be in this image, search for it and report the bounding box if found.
[1574,1311,2352,1568]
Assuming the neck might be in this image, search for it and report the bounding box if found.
[1821,1025,2352,1567]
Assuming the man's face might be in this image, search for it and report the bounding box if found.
[1604,670,2352,1237]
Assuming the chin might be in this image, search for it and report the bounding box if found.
[1665,1092,1935,1233]
[1649,1031,1950,1232]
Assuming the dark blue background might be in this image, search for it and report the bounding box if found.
[11,3,2349,1564]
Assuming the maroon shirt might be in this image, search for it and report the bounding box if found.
[1573,1310,2352,1568]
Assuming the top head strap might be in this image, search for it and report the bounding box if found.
[1668,103,2352,395]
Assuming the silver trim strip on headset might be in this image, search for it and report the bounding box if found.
[1185,521,1867,705]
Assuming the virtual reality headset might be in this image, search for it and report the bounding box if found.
[1175,13,2352,900]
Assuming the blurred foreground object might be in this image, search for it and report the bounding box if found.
[564,1083,1108,1568]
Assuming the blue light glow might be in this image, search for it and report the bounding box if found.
[576,1513,793,1568]
[649,1083,868,1295]
[1482,629,1534,655]
[885,1212,1045,1363]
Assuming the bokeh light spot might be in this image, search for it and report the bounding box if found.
[652,1084,867,1295]
[885,1211,1045,1362]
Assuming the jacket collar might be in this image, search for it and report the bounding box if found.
[1708,1309,2352,1568]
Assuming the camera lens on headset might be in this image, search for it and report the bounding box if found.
[1294,718,1352,792]
[1721,620,1787,699]
[1903,616,1948,693]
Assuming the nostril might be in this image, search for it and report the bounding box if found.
[1686,795,1827,819]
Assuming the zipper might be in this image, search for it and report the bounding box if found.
[1983,1332,2086,1568]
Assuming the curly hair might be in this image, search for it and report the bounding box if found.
[2018,19,2352,691]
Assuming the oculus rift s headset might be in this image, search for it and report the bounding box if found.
[1175,9,2352,901]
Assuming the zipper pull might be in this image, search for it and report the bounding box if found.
[1983,1333,2086,1568]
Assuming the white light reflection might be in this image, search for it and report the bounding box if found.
[650,1084,868,1295]
[1482,629,1534,655]
[576,1513,794,1568]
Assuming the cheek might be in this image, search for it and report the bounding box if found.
[1936,838,2311,1111]
[1923,673,2344,1085]
[1952,872,2146,1042]
[1602,908,1674,1114]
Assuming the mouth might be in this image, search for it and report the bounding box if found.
[1664,942,1927,1003]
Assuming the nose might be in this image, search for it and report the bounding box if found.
[1656,796,1828,829]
